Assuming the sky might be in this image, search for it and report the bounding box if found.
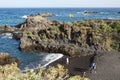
[0,0,120,8]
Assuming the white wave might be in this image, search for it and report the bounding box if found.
[42,53,63,67]
[77,12,81,14]
[0,33,13,39]
[20,53,63,72]
[100,12,104,14]
[107,17,113,19]
[56,14,60,16]
[21,15,28,19]
[100,12,109,14]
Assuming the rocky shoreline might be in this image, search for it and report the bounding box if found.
[0,13,120,57]
[0,13,120,80]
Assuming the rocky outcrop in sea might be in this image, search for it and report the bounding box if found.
[0,13,120,56]
[0,25,16,34]
[15,14,120,56]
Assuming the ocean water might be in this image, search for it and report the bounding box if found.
[0,8,120,26]
[0,8,120,69]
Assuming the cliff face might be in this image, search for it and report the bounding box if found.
[17,14,120,56]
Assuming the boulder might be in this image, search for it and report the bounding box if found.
[38,13,55,17]
[84,11,98,14]
[0,25,15,34]
[0,52,20,66]
[12,31,23,40]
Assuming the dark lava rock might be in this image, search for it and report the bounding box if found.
[13,31,23,40]
[15,14,120,56]
[84,11,98,14]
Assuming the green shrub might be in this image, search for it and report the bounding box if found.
[110,42,119,50]
[102,25,113,36]
[27,31,32,36]
[41,34,47,40]
[67,75,90,80]
[0,64,90,80]
[112,21,120,32]
[32,31,38,35]
[52,26,60,34]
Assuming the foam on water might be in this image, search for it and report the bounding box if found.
[55,14,60,16]
[107,17,114,19]
[77,12,81,14]
[0,33,13,39]
[21,53,63,70]
[100,12,110,14]
[21,15,28,19]
[42,53,63,67]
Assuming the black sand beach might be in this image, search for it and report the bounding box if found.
[48,51,120,80]
[48,55,94,76]
[90,51,120,80]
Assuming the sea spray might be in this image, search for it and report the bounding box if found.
[21,15,28,19]
[0,33,13,39]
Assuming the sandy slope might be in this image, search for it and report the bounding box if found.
[90,51,120,80]
[48,51,120,80]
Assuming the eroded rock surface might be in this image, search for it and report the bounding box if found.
[1,13,119,56]
[17,14,120,56]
